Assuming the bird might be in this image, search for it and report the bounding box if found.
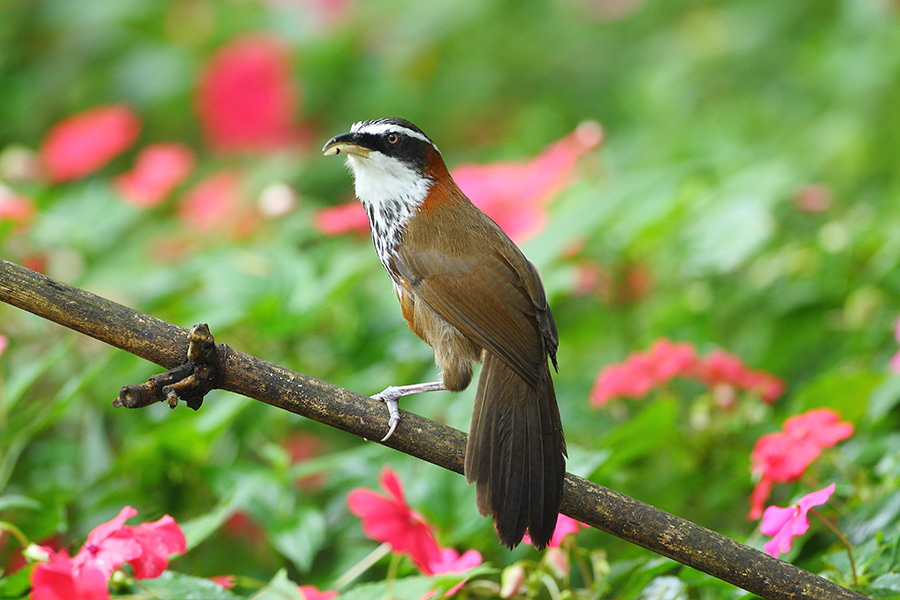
[323,118,566,549]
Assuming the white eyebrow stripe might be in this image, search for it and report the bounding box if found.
[350,121,438,150]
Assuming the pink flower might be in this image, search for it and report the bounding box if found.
[30,507,184,599]
[263,0,352,26]
[522,513,586,548]
[452,121,602,241]
[691,350,784,404]
[178,170,259,237]
[760,483,836,558]
[314,200,370,235]
[0,333,7,357]
[347,467,441,573]
[298,584,339,600]
[889,318,900,373]
[31,549,110,600]
[782,408,855,449]
[209,575,237,589]
[316,122,602,241]
[126,515,188,579]
[0,188,35,224]
[71,506,185,580]
[115,144,195,208]
[196,36,297,153]
[590,339,785,408]
[590,339,698,407]
[421,549,483,598]
[749,409,852,518]
[41,105,141,182]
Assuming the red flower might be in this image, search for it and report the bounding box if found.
[41,105,141,182]
[346,467,441,573]
[522,513,586,548]
[760,483,835,558]
[452,121,602,241]
[314,200,370,236]
[115,144,195,208]
[31,549,110,600]
[298,584,339,600]
[196,36,297,153]
[749,409,852,518]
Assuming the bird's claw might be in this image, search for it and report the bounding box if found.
[373,387,402,442]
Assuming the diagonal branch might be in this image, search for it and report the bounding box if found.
[0,258,864,600]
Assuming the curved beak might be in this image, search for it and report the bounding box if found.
[322,132,370,157]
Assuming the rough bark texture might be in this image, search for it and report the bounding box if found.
[0,258,866,600]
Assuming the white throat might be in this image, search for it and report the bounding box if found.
[345,152,433,271]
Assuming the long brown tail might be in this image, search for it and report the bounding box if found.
[464,352,566,549]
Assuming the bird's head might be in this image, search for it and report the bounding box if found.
[323,118,448,211]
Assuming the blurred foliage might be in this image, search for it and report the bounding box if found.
[2,0,900,598]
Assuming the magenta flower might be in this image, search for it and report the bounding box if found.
[115,143,195,208]
[196,36,297,153]
[522,513,586,548]
[760,483,836,558]
[346,467,442,573]
[41,105,141,182]
[749,409,853,518]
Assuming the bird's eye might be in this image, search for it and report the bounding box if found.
[386,133,399,145]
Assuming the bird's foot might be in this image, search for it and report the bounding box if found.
[372,386,404,442]
[371,381,446,442]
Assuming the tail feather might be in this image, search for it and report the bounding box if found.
[465,352,566,549]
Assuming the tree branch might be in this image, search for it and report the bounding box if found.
[0,259,864,600]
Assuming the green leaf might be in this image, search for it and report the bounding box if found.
[179,498,237,552]
[339,576,435,600]
[270,506,326,573]
[791,369,883,423]
[0,494,41,513]
[127,571,242,599]
[866,376,900,423]
[0,566,31,598]
[595,398,679,475]
[253,569,304,600]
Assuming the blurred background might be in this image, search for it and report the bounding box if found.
[2,0,900,597]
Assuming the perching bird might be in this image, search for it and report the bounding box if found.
[323,118,566,549]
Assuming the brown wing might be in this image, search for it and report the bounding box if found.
[391,191,557,386]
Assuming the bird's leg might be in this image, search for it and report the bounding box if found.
[372,381,446,442]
